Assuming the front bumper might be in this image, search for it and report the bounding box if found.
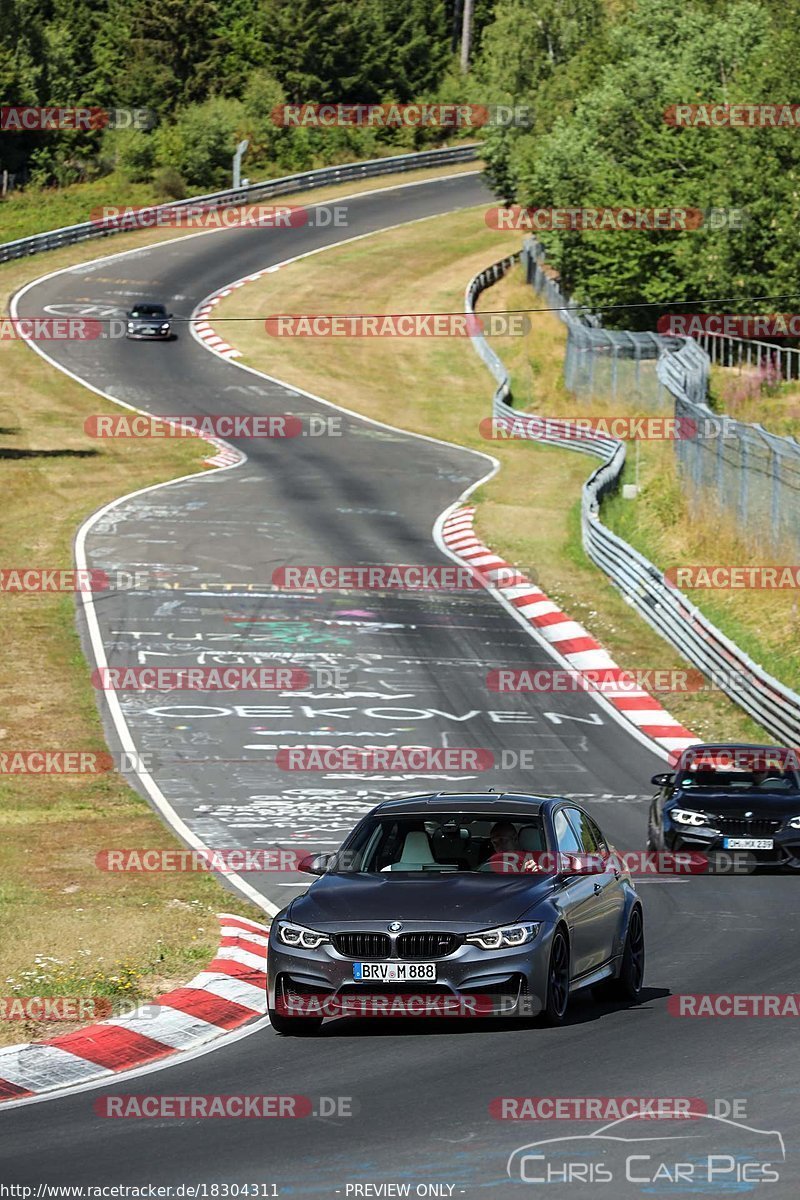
[126,326,171,339]
[664,824,800,869]
[267,925,555,1019]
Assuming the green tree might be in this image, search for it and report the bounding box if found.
[153,96,245,189]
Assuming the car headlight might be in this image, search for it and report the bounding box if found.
[671,808,710,827]
[160,323,169,331]
[465,923,539,950]
[787,816,800,830]
[276,920,330,950]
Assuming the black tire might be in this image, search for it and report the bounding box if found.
[541,928,570,1025]
[602,906,645,1002]
[268,1009,323,1036]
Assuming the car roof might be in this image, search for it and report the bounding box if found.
[371,792,554,816]
[129,302,166,310]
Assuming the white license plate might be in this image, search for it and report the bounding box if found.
[723,837,774,850]
[353,962,437,982]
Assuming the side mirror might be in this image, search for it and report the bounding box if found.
[558,852,604,876]
[651,772,674,787]
[557,852,585,876]
[298,852,333,876]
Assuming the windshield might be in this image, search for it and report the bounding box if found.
[129,305,167,317]
[330,812,548,874]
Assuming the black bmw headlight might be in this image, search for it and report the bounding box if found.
[670,808,710,827]
[465,923,539,950]
[276,920,330,950]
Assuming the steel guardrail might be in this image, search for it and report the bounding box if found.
[465,254,800,744]
[0,144,479,264]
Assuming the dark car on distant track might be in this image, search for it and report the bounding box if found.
[125,302,173,339]
[648,743,800,870]
[266,792,644,1035]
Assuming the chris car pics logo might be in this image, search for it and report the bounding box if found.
[507,1112,784,1186]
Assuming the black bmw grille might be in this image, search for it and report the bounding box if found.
[396,932,459,959]
[333,933,391,958]
[332,931,459,959]
[713,816,782,837]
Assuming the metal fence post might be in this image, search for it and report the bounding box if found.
[739,437,749,526]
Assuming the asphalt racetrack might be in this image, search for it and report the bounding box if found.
[2,172,797,1197]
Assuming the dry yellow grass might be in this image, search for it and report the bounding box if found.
[0,335,261,1046]
[0,159,482,1047]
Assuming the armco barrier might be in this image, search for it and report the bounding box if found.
[659,339,800,557]
[521,237,800,555]
[465,254,800,745]
[0,144,479,264]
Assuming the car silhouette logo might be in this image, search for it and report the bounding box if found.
[506,1112,785,1185]
[388,922,403,932]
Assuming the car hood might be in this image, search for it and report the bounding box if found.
[672,789,800,818]
[289,871,554,929]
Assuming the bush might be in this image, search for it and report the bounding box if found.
[153,98,245,191]
[152,166,187,200]
[107,127,157,183]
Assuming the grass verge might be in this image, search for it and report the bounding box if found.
[0,340,262,1047]
[0,158,483,1049]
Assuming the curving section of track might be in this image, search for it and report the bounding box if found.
[1,173,798,1197]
